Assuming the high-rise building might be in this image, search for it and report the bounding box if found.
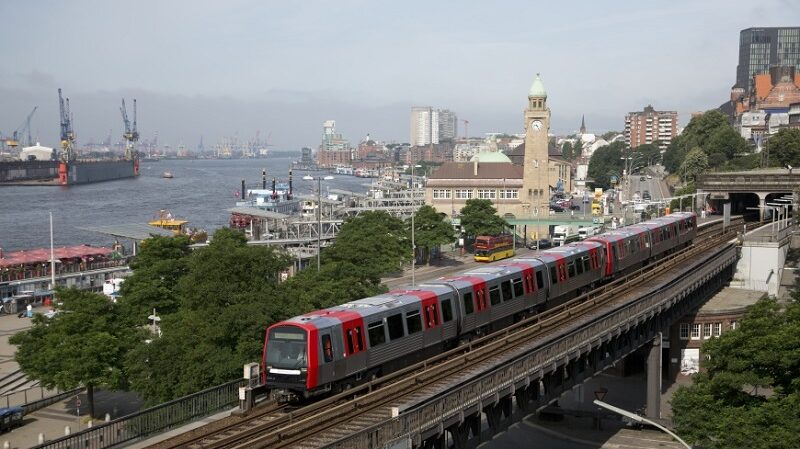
[410,107,458,146]
[736,27,800,93]
[317,120,351,166]
[437,109,458,141]
[624,105,678,150]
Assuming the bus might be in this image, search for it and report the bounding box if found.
[474,234,515,262]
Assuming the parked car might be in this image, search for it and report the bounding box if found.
[549,203,564,212]
[640,176,646,181]
[527,238,552,250]
[642,190,651,200]
[647,175,653,179]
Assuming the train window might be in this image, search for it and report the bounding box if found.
[512,278,524,296]
[501,281,513,301]
[387,313,404,340]
[462,292,474,314]
[583,256,591,272]
[489,285,502,305]
[368,321,387,347]
[425,304,440,327]
[322,335,333,363]
[550,266,558,285]
[536,270,544,289]
[346,330,355,354]
[567,261,576,278]
[442,299,453,322]
[354,326,364,351]
[576,258,584,275]
[406,310,422,334]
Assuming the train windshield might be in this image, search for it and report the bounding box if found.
[267,326,308,369]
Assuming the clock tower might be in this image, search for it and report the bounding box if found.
[522,73,550,220]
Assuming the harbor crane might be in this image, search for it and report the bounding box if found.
[120,98,139,160]
[5,106,38,149]
[58,88,75,162]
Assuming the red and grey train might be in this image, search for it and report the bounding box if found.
[262,212,697,400]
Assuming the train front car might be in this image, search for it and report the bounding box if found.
[263,320,319,402]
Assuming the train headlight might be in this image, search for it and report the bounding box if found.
[300,367,307,373]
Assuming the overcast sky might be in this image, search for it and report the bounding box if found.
[0,0,796,150]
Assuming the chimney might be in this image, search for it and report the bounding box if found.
[262,168,267,189]
[288,169,293,199]
[241,179,245,199]
[473,159,478,176]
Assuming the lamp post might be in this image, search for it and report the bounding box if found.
[410,164,422,287]
[303,175,334,271]
[593,399,691,449]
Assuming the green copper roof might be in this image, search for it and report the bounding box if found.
[469,151,512,163]
[528,73,547,97]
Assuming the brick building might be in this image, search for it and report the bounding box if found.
[624,105,678,150]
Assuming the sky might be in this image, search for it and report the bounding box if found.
[0,0,797,150]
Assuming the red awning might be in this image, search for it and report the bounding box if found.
[0,245,112,268]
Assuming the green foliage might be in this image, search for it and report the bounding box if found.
[322,211,409,282]
[767,128,800,168]
[669,182,696,211]
[662,110,746,174]
[561,141,573,161]
[123,229,296,404]
[680,147,709,181]
[411,205,457,264]
[601,131,620,141]
[459,199,508,237]
[671,296,800,449]
[587,141,625,190]
[571,140,583,161]
[118,235,192,323]
[632,143,661,167]
[10,288,138,415]
[281,261,387,311]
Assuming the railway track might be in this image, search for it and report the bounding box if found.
[149,217,746,449]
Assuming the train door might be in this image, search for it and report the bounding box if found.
[318,329,336,386]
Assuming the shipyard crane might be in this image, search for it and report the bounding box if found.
[120,98,140,160]
[58,88,75,162]
[5,106,38,149]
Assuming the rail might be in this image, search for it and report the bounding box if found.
[29,379,245,449]
[324,240,739,448]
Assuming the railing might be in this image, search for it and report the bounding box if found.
[324,244,739,448]
[30,378,245,449]
[21,388,84,415]
[697,173,800,190]
[0,259,130,284]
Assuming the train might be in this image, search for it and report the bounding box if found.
[262,212,698,401]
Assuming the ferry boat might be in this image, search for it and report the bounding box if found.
[148,210,188,235]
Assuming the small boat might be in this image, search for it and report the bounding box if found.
[148,210,188,235]
[162,172,174,179]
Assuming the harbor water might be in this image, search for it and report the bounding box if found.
[0,157,373,251]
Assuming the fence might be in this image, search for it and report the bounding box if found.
[30,379,245,449]
[0,385,79,411]
[0,259,130,284]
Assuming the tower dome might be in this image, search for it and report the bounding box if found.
[528,73,547,98]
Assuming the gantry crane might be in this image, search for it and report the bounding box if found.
[5,106,38,149]
[58,89,75,162]
[120,98,139,160]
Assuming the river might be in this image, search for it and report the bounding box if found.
[0,157,373,251]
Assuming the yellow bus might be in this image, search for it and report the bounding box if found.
[474,235,515,262]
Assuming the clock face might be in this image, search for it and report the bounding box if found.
[531,120,543,131]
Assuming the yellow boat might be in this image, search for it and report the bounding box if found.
[148,210,188,235]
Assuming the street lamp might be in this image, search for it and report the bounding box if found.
[593,399,691,449]
[410,164,422,287]
[303,175,334,271]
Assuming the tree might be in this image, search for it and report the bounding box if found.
[633,143,661,167]
[601,131,620,141]
[561,141,574,161]
[124,228,297,404]
[767,128,800,168]
[705,126,747,160]
[680,147,709,182]
[587,141,625,190]
[671,296,800,449]
[459,199,508,238]
[10,288,137,417]
[663,139,688,174]
[322,211,409,282]
[571,139,584,161]
[411,205,456,264]
[118,235,192,323]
